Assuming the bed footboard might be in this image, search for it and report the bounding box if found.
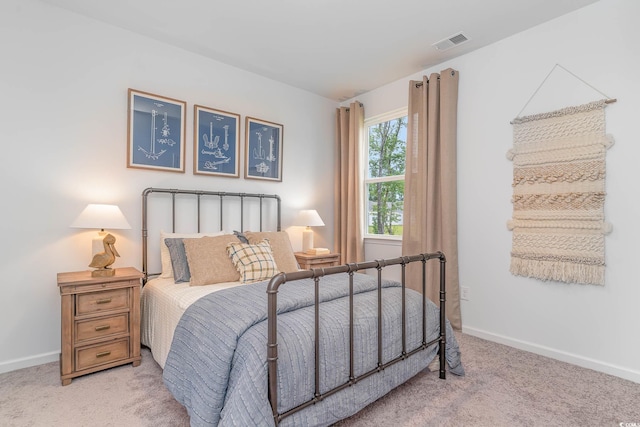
[266,252,446,425]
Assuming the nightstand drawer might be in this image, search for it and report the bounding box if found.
[76,288,128,315]
[75,313,129,343]
[76,339,129,371]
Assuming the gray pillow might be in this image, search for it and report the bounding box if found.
[164,238,191,283]
[234,230,249,244]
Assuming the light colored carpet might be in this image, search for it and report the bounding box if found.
[1,333,638,426]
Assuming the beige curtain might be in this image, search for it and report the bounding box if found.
[402,69,461,329]
[334,102,364,264]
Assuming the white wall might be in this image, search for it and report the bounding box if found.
[0,0,337,372]
[4,0,639,385]
[354,0,640,383]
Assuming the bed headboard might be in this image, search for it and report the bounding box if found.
[141,187,281,284]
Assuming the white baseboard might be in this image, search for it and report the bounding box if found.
[462,326,640,384]
[0,351,59,375]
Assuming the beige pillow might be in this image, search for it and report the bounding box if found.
[160,230,224,278]
[244,231,299,273]
[227,239,278,284]
[183,235,241,286]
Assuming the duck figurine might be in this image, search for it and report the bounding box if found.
[89,233,120,277]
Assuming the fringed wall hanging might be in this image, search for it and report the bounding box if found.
[507,65,616,285]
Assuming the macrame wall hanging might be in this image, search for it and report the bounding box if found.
[507,64,616,285]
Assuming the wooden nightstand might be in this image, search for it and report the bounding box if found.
[57,267,143,386]
[295,252,340,270]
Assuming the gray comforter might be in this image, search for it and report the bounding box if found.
[163,272,464,426]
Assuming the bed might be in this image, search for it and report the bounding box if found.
[140,187,464,426]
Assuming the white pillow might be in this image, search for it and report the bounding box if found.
[160,230,225,278]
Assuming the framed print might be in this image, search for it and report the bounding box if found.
[245,117,283,182]
[127,89,186,172]
[194,105,240,177]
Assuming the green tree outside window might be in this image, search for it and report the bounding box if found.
[366,116,406,236]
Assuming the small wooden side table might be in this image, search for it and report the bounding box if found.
[57,267,143,385]
[294,252,340,270]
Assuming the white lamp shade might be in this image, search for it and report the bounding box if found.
[70,204,131,230]
[293,209,324,252]
[293,209,325,227]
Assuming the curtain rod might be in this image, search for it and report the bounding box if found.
[415,76,440,88]
[414,69,457,87]
[343,101,363,111]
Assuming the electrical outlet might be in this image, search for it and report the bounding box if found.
[461,286,470,301]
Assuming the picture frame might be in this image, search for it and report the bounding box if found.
[127,89,186,172]
[194,105,240,177]
[244,117,283,182]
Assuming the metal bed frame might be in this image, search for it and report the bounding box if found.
[141,187,446,425]
[141,187,281,284]
[267,254,446,425]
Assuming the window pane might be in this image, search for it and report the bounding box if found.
[367,180,404,236]
[367,116,407,179]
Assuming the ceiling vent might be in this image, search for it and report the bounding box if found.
[433,32,470,51]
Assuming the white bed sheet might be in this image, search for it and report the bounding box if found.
[141,277,244,368]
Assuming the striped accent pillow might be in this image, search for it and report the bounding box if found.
[226,239,278,284]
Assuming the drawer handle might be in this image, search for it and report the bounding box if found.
[94,325,111,332]
[96,297,112,305]
[96,351,111,358]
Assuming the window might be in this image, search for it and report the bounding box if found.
[364,109,407,239]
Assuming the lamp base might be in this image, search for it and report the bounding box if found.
[91,268,115,278]
[302,228,314,252]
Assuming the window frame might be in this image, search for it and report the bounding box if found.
[362,107,408,241]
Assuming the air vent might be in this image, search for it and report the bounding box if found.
[433,32,470,51]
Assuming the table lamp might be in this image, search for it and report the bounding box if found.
[293,209,325,253]
[70,204,131,277]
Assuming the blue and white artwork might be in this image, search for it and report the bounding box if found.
[194,106,240,177]
[128,89,185,172]
[245,117,283,182]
